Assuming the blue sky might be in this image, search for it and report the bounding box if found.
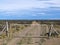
[0,0,60,20]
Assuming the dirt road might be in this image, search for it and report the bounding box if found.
[43,38,60,45]
[7,24,39,45]
[16,23,43,45]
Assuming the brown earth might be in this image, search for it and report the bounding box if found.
[43,38,60,45]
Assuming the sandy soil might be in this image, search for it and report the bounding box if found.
[43,38,60,45]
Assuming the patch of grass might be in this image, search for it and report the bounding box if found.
[39,38,46,45]
[27,37,32,44]
[0,34,6,39]
[3,43,7,45]
[17,38,27,45]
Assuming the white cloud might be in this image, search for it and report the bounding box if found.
[0,0,60,14]
[0,0,56,11]
[32,13,46,16]
[38,13,45,15]
[44,0,60,7]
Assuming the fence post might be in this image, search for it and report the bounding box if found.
[6,21,9,37]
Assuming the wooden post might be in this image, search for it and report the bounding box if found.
[6,21,9,37]
[46,25,49,33]
[49,23,53,37]
[48,24,52,37]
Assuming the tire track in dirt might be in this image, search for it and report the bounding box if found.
[17,24,42,45]
[7,24,37,45]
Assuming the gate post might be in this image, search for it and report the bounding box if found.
[6,21,9,37]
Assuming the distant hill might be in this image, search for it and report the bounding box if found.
[0,20,60,24]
